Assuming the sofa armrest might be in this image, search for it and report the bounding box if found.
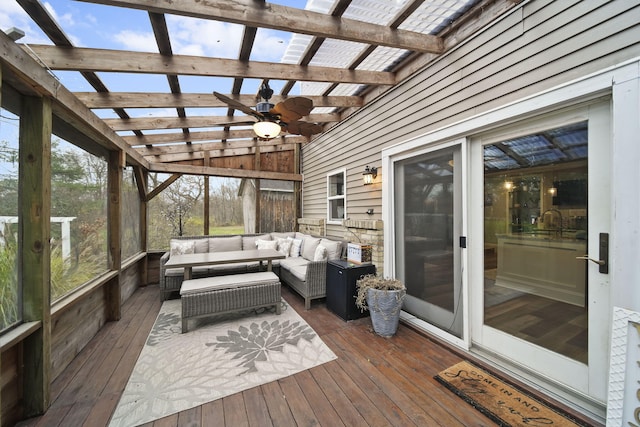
[305,260,327,298]
[159,251,170,286]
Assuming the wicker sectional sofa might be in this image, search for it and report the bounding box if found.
[159,232,347,309]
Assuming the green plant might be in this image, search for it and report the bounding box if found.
[0,227,18,331]
[51,225,107,301]
[355,274,405,311]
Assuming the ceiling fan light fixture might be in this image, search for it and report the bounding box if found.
[253,121,281,139]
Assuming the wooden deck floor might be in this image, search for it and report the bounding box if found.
[18,284,598,427]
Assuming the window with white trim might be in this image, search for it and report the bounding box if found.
[327,169,346,223]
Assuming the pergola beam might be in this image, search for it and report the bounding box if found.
[26,46,396,86]
[140,143,298,163]
[105,113,338,132]
[148,162,303,182]
[124,130,308,146]
[74,93,363,109]
[76,0,443,53]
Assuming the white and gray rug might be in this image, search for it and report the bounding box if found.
[109,299,336,427]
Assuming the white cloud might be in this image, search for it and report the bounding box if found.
[167,15,242,59]
[113,30,158,53]
[43,2,74,27]
[251,29,288,62]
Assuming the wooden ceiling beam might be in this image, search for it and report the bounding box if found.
[75,93,362,109]
[141,144,297,163]
[27,46,396,86]
[105,113,338,131]
[137,138,300,155]
[147,162,303,182]
[125,130,308,146]
[148,11,189,133]
[76,0,443,53]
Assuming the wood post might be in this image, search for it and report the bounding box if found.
[20,95,52,417]
[107,150,123,320]
[254,145,261,233]
[135,167,148,285]
[204,151,210,235]
[294,143,301,231]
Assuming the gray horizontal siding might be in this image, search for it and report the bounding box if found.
[301,0,640,224]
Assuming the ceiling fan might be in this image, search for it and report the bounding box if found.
[214,83,323,139]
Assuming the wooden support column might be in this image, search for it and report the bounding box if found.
[203,151,210,235]
[20,95,52,417]
[294,143,301,231]
[254,145,261,233]
[107,150,123,320]
[134,166,148,285]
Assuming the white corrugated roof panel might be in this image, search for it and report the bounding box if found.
[283,0,478,104]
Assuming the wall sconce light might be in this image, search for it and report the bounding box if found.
[366,208,374,215]
[548,187,557,196]
[363,166,378,185]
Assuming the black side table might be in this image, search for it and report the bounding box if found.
[326,260,376,321]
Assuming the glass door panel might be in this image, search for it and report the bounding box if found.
[483,121,589,362]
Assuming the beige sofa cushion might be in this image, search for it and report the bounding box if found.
[301,236,321,261]
[180,271,279,295]
[194,239,209,254]
[271,232,295,239]
[280,257,309,281]
[209,235,242,252]
[320,238,342,260]
[242,234,271,250]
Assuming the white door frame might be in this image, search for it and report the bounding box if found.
[382,58,640,419]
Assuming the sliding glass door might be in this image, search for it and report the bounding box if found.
[471,101,611,402]
[393,144,463,338]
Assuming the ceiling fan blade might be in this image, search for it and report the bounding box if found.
[285,121,323,137]
[270,97,313,123]
[213,92,263,119]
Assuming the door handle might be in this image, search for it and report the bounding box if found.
[575,233,609,274]
[575,255,605,265]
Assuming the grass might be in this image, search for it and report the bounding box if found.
[208,225,245,235]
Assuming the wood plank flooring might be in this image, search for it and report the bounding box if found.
[17,284,599,427]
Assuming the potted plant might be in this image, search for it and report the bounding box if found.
[355,274,406,337]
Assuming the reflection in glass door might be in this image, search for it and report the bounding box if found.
[483,122,589,362]
[394,145,462,338]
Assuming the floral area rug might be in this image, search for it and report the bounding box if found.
[109,299,336,427]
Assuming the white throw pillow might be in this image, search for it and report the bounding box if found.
[287,237,303,257]
[313,244,328,261]
[256,239,278,250]
[170,239,195,257]
[276,238,293,257]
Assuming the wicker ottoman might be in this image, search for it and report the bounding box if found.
[179,271,281,333]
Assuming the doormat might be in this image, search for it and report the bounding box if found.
[435,361,585,426]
